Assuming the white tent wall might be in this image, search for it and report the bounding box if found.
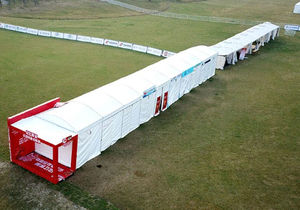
[76,122,102,168]
[168,75,182,106]
[119,75,157,124]
[294,2,300,14]
[133,68,170,115]
[71,91,124,154]
[101,111,123,151]
[121,101,141,137]
[97,82,142,138]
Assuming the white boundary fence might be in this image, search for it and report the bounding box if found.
[0,22,176,58]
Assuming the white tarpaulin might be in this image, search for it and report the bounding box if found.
[51,32,64,39]
[63,33,77,41]
[77,35,91,43]
[90,37,104,45]
[118,41,133,50]
[147,47,162,56]
[38,30,51,37]
[294,2,300,13]
[132,44,147,53]
[104,39,119,47]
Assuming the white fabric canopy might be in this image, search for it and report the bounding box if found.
[294,2,300,14]
[210,22,279,69]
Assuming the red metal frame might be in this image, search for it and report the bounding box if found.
[7,98,78,184]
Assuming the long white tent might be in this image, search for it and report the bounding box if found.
[7,22,279,183]
[210,22,280,69]
[10,45,218,176]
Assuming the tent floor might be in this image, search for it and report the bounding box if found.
[17,152,73,182]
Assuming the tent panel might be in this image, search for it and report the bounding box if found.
[101,112,123,152]
[121,101,141,137]
[76,123,102,168]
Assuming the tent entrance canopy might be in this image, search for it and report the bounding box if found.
[210,22,280,69]
[8,98,78,184]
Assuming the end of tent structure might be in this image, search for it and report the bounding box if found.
[7,98,78,184]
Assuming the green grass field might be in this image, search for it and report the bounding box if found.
[0,0,299,209]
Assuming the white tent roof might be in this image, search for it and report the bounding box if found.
[13,116,76,145]
[99,81,141,105]
[71,89,123,119]
[210,22,279,56]
[147,45,216,79]
[118,72,156,95]
[134,66,170,87]
[37,102,101,132]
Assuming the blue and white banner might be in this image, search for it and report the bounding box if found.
[104,39,119,47]
[118,41,133,50]
[90,37,104,45]
[284,24,300,31]
[181,67,194,78]
[38,30,51,37]
[0,23,4,29]
[51,32,64,39]
[77,35,91,43]
[147,47,162,56]
[132,44,147,53]
[143,86,156,98]
[4,24,17,31]
[27,28,38,35]
[16,26,28,33]
[63,33,77,41]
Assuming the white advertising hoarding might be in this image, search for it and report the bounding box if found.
[4,24,17,31]
[63,33,77,41]
[51,32,64,39]
[147,47,162,56]
[16,26,28,33]
[27,28,38,35]
[38,30,51,37]
[162,50,176,58]
[132,44,147,53]
[104,39,119,47]
[90,37,104,45]
[118,41,133,50]
[77,35,91,43]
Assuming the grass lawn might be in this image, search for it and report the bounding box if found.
[0,0,299,209]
